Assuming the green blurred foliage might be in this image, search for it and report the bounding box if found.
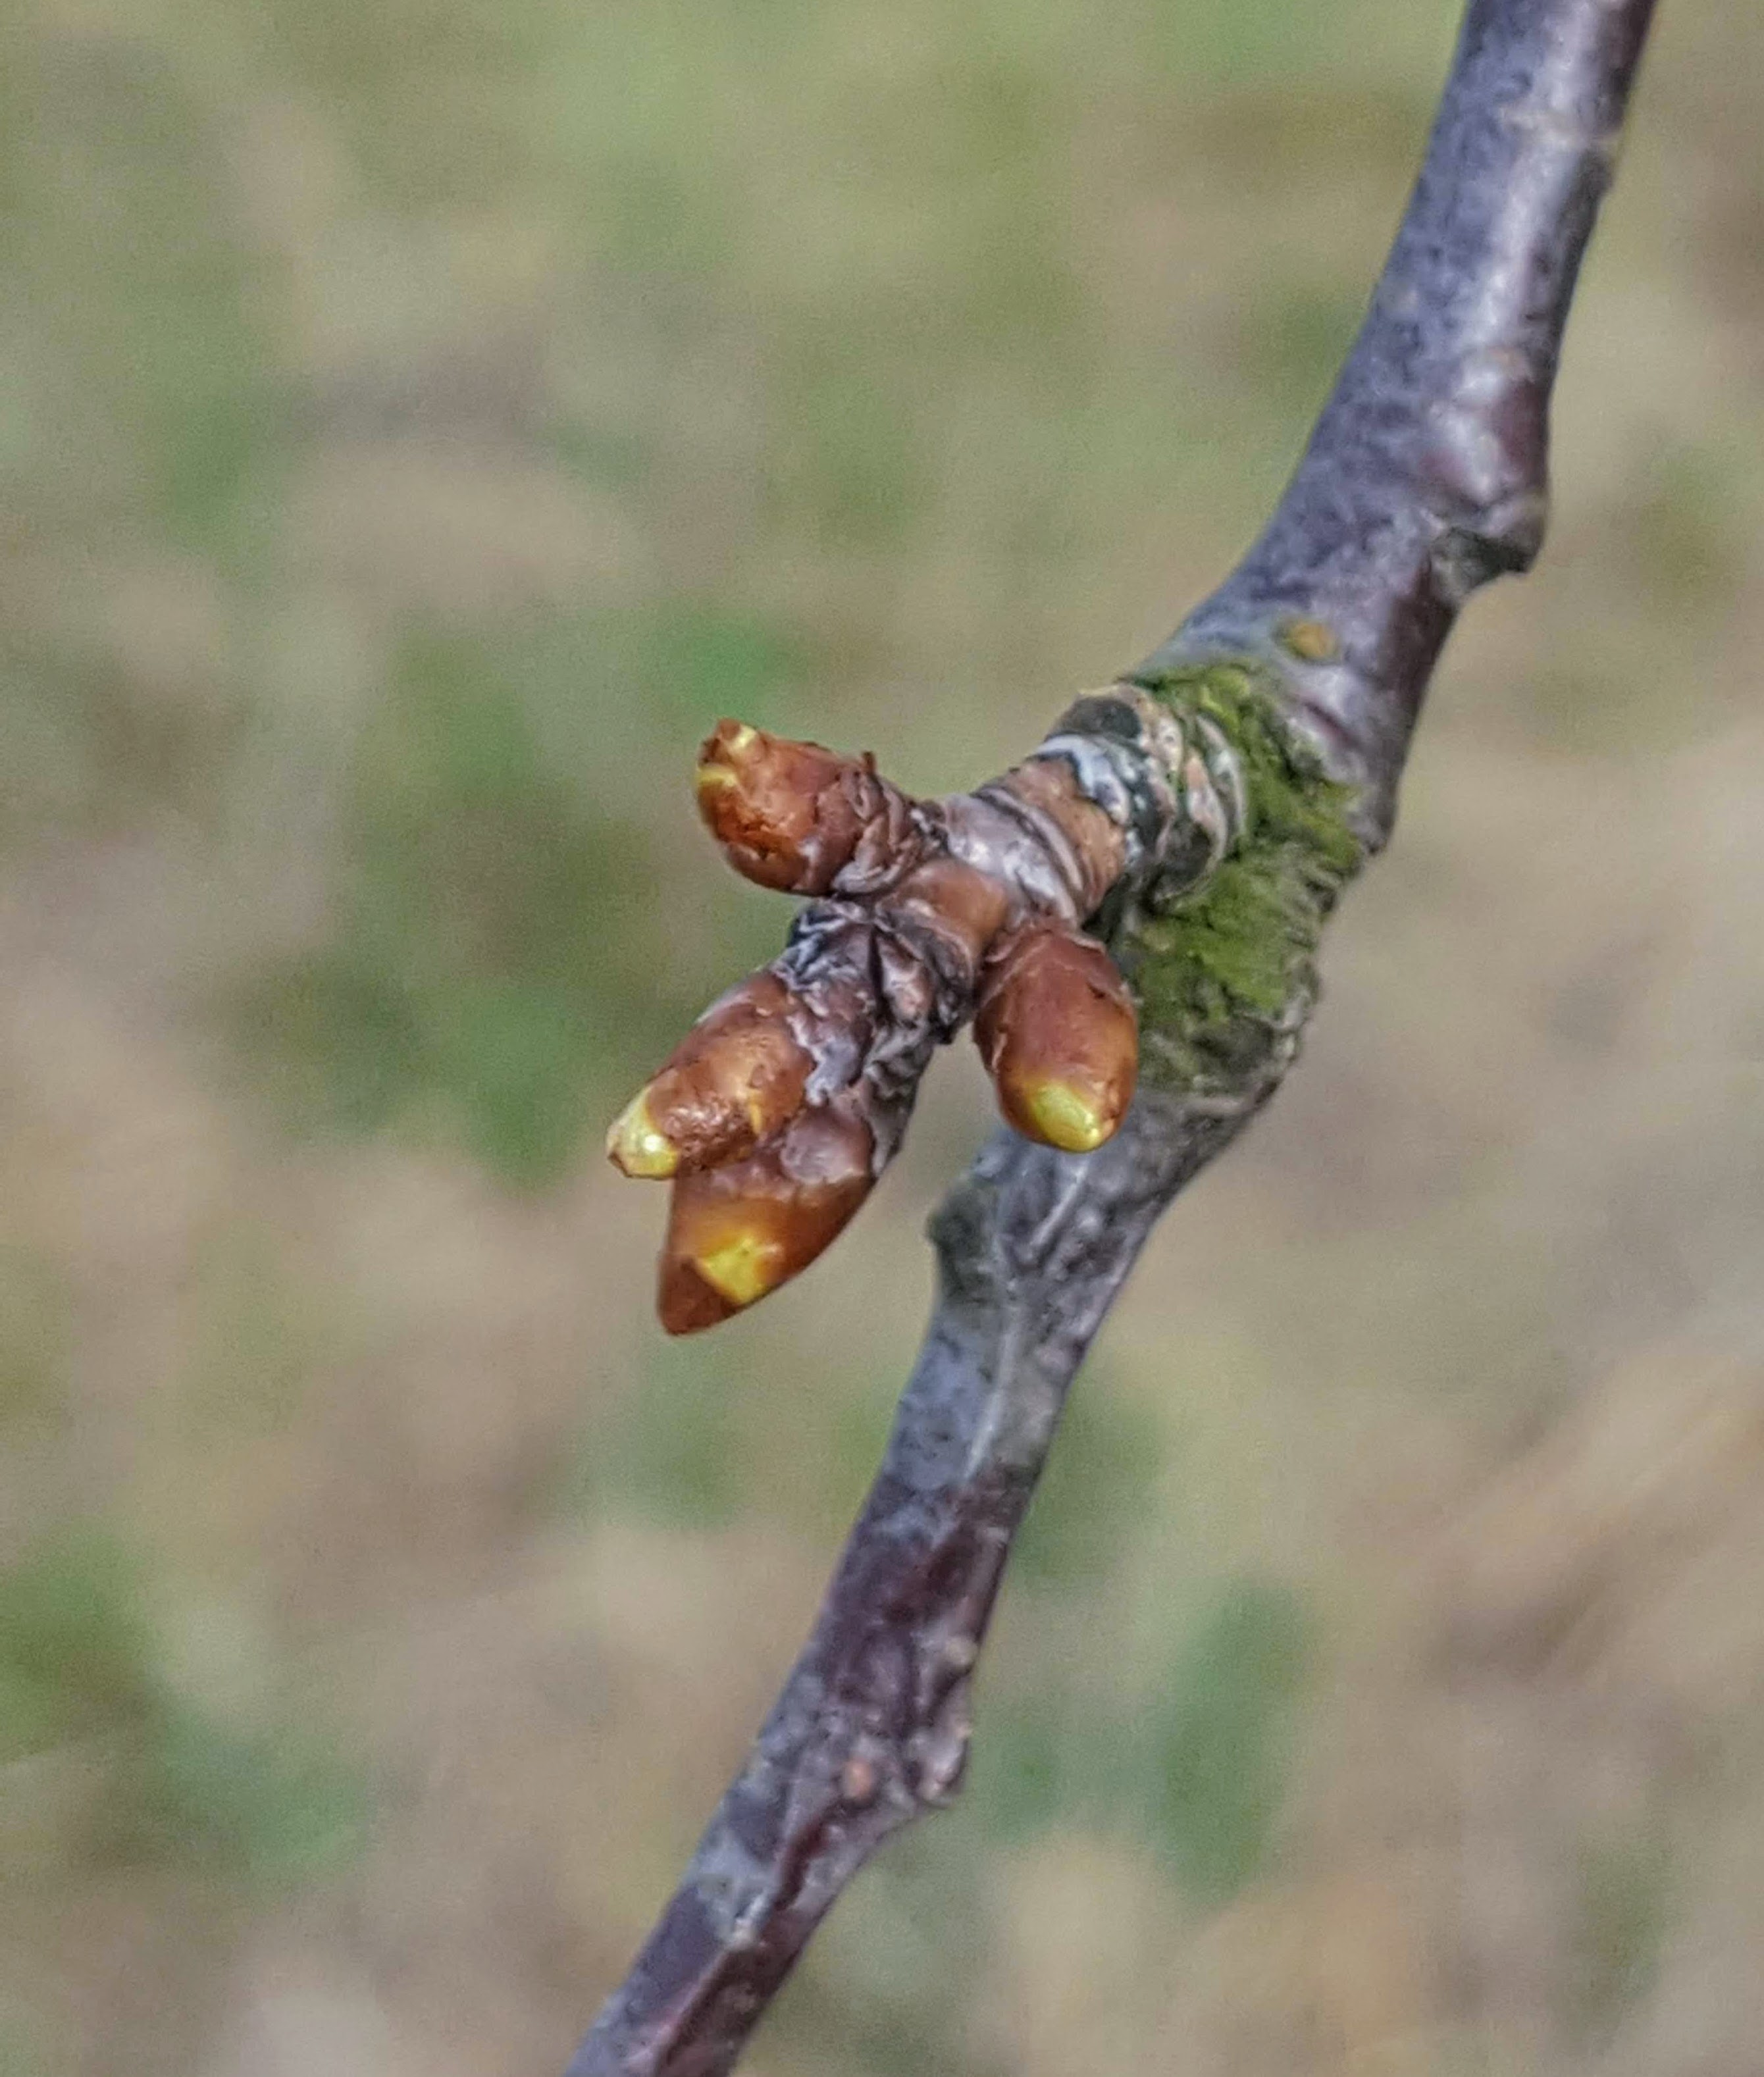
[0,1250,67,1423]
[1572,1826,1674,2038]
[178,1226,324,1439]
[238,625,657,1181]
[0,1531,365,1885]
[967,1699,1071,1848]
[787,1825,1004,2077]
[0,1533,145,1766]
[232,609,803,1182]
[1013,1375,1166,1586]
[967,1571,1310,1908]
[567,1335,744,1529]
[1147,1578,1310,1903]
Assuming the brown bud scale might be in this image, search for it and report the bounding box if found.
[974,925,1139,1154]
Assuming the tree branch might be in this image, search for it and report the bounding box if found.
[566,3,1657,2071]
[1170,0,1654,846]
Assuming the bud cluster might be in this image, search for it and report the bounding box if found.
[610,690,1243,1331]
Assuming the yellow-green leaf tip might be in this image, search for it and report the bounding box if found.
[692,1229,785,1308]
[1020,1079,1111,1154]
[606,1090,679,1179]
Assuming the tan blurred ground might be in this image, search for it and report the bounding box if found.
[3,1,1764,2072]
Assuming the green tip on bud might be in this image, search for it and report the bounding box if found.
[974,923,1138,1156]
[606,1090,679,1179]
[691,1228,788,1309]
[693,723,757,795]
[694,717,877,894]
[656,1108,875,1333]
[1018,1077,1112,1153]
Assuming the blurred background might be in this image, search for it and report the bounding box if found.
[3,0,1763,2071]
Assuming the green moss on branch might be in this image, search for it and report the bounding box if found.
[1115,663,1363,1096]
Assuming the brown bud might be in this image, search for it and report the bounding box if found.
[607,973,814,1179]
[973,925,1137,1154]
[696,719,883,894]
[658,1103,873,1333]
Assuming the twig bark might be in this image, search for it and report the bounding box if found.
[566,3,1657,2070]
